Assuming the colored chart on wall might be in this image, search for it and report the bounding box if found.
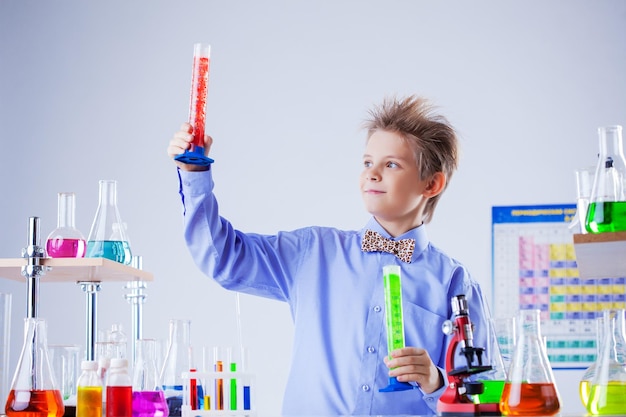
[491,204,626,369]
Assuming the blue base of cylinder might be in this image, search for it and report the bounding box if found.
[379,376,414,392]
[175,148,214,166]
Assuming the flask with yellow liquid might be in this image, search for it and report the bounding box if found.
[579,314,604,408]
[586,309,626,415]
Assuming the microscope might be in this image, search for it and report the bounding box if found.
[436,294,501,416]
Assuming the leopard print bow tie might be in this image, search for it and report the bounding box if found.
[361,229,415,263]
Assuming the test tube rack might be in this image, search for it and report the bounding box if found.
[182,370,256,417]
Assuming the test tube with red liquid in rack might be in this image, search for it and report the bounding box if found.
[175,43,214,166]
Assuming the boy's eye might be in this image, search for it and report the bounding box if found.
[363,161,372,168]
[387,161,399,168]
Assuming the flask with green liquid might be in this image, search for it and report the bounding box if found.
[585,125,626,233]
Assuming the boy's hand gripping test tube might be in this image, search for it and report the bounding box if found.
[175,43,214,166]
[380,265,414,392]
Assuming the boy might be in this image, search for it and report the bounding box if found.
[167,95,491,415]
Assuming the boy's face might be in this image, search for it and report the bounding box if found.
[360,130,429,232]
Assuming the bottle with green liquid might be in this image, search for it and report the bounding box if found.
[585,125,626,233]
[586,309,626,416]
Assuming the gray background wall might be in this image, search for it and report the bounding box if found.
[1,1,625,415]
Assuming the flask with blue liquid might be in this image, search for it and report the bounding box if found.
[86,180,132,265]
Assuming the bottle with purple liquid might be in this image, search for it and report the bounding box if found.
[132,339,169,417]
[46,192,86,258]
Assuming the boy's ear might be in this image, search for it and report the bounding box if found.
[424,172,446,197]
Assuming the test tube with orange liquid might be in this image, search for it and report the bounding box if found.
[175,43,214,166]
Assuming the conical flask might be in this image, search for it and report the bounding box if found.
[5,318,65,417]
[579,314,605,408]
[585,125,626,233]
[132,339,168,417]
[586,309,626,415]
[159,320,193,417]
[500,309,560,416]
[474,318,508,404]
[86,180,132,265]
[46,192,87,258]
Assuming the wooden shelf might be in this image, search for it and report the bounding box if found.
[573,231,626,279]
[0,257,153,283]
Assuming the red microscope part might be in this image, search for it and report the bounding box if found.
[436,294,500,416]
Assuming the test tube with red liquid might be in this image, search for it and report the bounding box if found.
[175,43,214,166]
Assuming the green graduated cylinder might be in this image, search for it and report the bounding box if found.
[380,265,414,392]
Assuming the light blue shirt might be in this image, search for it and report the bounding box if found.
[177,168,491,416]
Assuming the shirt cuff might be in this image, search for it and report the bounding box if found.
[178,167,215,196]
[417,366,446,413]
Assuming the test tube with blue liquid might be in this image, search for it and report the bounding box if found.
[240,347,251,411]
[380,264,414,392]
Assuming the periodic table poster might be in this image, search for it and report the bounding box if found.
[491,204,626,369]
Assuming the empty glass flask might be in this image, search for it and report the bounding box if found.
[585,125,626,233]
[500,309,560,416]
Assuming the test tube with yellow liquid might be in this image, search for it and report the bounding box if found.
[379,265,413,392]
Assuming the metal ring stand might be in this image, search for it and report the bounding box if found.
[17,216,149,364]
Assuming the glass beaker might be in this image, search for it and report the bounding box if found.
[569,167,595,234]
[132,339,168,417]
[48,344,81,404]
[174,43,214,167]
[474,318,509,404]
[500,309,560,416]
[5,318,64,417]
[0,292,11,408]
[579,314,605,408]
[86,180,132,265]
[46,192,87,258]
[585,125,626,233]
[160,319,193,417]
[586,309,626,415]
